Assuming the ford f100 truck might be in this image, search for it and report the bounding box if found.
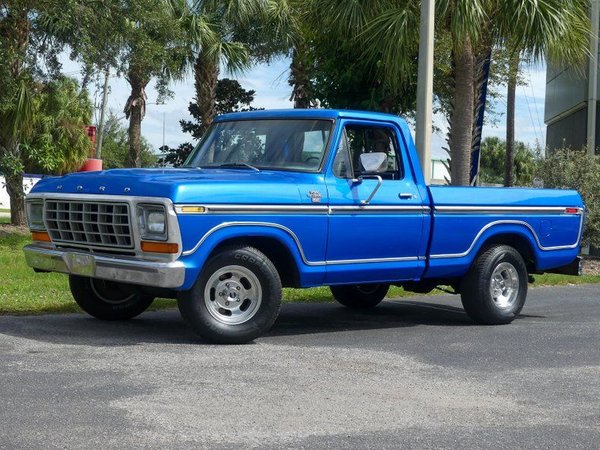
[23,109,584,343]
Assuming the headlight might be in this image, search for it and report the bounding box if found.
[137,204,167,241]
[26,200,45,230]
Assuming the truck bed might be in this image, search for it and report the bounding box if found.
[424,186,584,279]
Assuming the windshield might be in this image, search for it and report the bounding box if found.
[185,119,333,171]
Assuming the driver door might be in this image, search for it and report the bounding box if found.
[324,121,427,284]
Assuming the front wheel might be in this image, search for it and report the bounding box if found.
[69,276,155,320]
[460,245,528,325]
[330,284,390,309]
[178,246,282,344]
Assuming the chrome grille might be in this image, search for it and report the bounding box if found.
[44,200,133,249]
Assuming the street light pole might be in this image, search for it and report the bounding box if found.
[95,68,110,159]
[415,0,435,184]
[162,111,166,150]
[587,0,600,156]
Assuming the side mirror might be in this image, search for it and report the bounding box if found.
[360,152,388,174]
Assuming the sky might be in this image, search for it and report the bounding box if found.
[61,55,548,160]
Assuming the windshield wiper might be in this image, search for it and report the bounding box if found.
[218,162,260,172]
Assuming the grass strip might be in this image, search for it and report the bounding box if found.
[1,230,598,315]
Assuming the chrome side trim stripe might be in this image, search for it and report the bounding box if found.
[434,206,583,214]
[430,217,584,259]
[176,203,582,215]
[176,204,329,214]
[330,205,429,213]
[181,221,422,265]
[175,204,430,215]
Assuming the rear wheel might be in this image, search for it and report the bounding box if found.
[69,275,155,320]
[460,245,528,324]
[330,284,389,309]
[178,246,282,344]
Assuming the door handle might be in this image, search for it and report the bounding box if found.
[398,193,414,199]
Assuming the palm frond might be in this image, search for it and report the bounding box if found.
[359,4,420,90]
[7,81,34,140]
[219,41,252,74]
[496,0,591,66]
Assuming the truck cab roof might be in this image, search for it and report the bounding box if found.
[214,108,408,125]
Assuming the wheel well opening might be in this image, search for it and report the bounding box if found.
[208,237,301,288]
[480,234,536,271]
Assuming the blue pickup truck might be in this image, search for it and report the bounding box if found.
[23,109,584,343]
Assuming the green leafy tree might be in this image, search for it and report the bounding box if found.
[479,137,535,186]
[157,143,195,168]
[0,0,90,225]
[160,78,258,166]
[535,149,600,247]
[99,113,157,169]
[54,0,189,168]
[494,0,589,187]
[309,23,417,114]
[22,77,93,175]
[181,78,258,139]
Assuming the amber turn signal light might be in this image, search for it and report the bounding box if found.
[141,241,179,254]
[31,231,51,242]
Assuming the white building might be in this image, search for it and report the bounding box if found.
[0,175,42,210]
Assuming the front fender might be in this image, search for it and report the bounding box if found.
[177,222,322,290]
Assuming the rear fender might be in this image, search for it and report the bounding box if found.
[425,222,541,279]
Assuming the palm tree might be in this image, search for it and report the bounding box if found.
[310,0,485,186]
[273,0,317,108]
[117,0,194,168]
[310,0,589,187]
[494,0,590,186]
[168,0,271,136]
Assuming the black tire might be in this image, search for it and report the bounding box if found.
[330,284,390,309]
[69,275,155,320]
[178,246,282,344]
[460,245,528,325]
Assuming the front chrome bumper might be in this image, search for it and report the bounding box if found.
[23,244,185,288]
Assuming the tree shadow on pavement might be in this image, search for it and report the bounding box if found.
[0,296,480,347]
[268,299,472,338]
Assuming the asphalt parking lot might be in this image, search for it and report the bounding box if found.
[0,284,599,449]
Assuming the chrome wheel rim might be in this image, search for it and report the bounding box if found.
[490,262,519,310]
[204,265,262,325]
[90,279,135,305]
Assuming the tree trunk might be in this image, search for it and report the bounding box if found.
[0,7,29,226]
[125,73,148,168]
[449,38,475,186]
[289,42,313,109]
[6,172,26,226]
[8,7,29,78]
[505,54,519,187]
[194,50,219,137]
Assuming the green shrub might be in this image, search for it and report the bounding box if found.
[535,149,600,246]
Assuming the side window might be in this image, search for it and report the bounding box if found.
[344,125,403,180]
[301,129,329,168]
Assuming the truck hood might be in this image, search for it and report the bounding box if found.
[30,168,323,204]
